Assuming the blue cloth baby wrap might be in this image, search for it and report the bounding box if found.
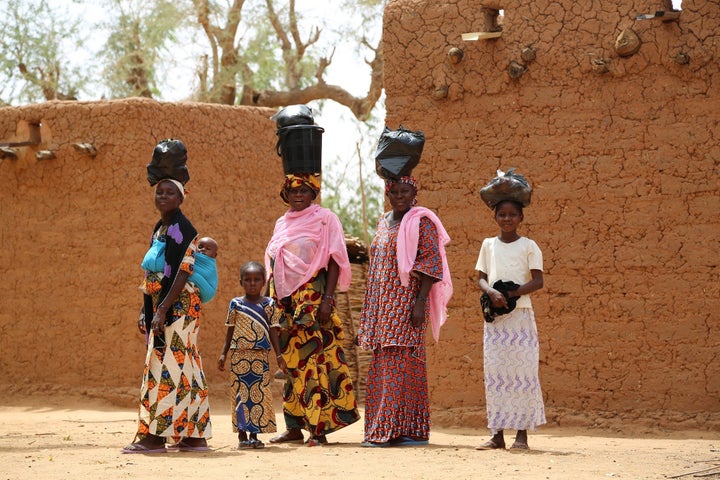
[141,238,218,303]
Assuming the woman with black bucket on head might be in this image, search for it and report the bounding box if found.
[265,105,360,447]
[123,139,212,454]
[357,126,453,447]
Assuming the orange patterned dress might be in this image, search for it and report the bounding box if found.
[135,231,212,443]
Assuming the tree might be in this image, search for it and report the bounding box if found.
[320,108,386,243]
[0,0,88,103]
[101,0,185,99]
[191,0,385,120]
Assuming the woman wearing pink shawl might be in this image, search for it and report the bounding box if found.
[266,174,360,447]
[358,176,452,447]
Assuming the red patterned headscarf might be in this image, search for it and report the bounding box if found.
[385,175,419,205]
[280,173,321,205]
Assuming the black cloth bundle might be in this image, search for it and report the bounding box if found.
[481,280,521,322]
[374,126,425,180]
[147,139,189,186]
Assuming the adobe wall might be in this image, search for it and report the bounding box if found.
[1,0,718,433]
[383,0,719,430]
[0,98,286,405]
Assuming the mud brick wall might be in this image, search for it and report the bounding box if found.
[1,0,718,431]
[383,0,719,430]
[0,98,286,405]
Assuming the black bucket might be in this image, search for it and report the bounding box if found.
[276,124,324,174]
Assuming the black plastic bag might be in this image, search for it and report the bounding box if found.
[479,168,531,209]
[481,280,520,322]
[374,126,425,180]
[271,104,314,128]
[147,139,189,186]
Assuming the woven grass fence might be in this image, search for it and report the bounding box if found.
[337,236,372,404]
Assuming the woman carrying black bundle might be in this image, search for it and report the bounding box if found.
[123,140,211,454]
[358,126,453,447]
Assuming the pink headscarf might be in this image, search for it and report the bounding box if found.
[396,206,453,342]
[265,203,351,299]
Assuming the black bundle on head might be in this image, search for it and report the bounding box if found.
[147,138,189,186]
[479,168,532,209]
[272,104,324,175]
[374,126,425,180]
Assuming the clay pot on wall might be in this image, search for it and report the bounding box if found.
[615,28,641,57]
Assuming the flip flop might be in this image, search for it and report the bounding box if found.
[304,435,327,446]
[270,431,305,444]
[360,440,389,448]
[175,440,210,452]
[391,436,429,446]
[475,439,506,450]
[251,439,265,449]
[237,440,255,449]
[121,443,167,454]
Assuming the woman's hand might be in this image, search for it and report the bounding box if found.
[317,297,332,323]
[218,354,226,371]
[411,298,426,327]
[137,311,147,335]
[151,305,169,337]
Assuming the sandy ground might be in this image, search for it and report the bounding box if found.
[1,396,719,480]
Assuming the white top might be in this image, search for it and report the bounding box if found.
[475,236,543,309]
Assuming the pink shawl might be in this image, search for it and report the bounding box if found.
[265,203,351,299]
[396,206,453,342]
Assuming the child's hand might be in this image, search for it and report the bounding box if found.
[488,289,508,308]
[218,354,226,371]
[276,355,288,374]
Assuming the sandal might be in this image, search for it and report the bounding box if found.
[121,442,167,454]
[237,440,255,449]
[475,439,505,450]
[510,441,529,451]
[306,435,327,447]
[251,439,265,449]
[269,430,304,444]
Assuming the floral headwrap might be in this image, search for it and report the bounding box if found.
[280,173,321,205]
[385,175,419,205]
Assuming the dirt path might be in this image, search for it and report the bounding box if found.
[1,399,719,480]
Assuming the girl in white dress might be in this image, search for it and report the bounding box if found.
[475,199,545,451]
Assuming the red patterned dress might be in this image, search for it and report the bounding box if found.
[358,213,443,443]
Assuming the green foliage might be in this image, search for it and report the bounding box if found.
[322,165,383,243]
[320,102,386,243]
[234,1,285,91]
[0,0,89,103]
[100,0,185,98]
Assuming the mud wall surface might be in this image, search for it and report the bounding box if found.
[383,0,719,430]
[1,0,718,432]
[0,98,286,405]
